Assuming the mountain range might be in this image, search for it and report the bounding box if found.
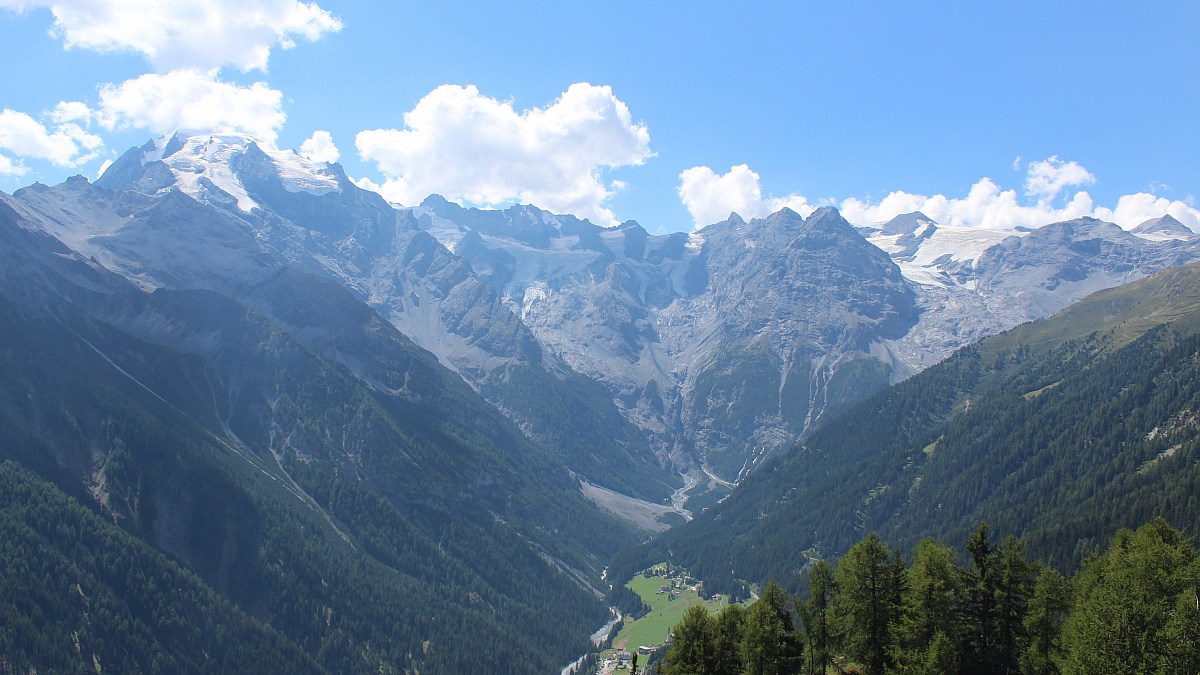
[2,130,1199,671]
[9,131,1200,512]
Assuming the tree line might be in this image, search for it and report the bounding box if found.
[660,519,1199,674]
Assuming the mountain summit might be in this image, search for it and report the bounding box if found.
[12,130,1200,501]
[1132,213,1195,241]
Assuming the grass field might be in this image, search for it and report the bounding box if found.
[610,570,738,651]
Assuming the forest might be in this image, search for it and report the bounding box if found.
[658,519,1200,674]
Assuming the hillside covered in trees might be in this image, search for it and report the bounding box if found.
[659,520,1200,675]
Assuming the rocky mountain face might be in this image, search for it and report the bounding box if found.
[615,260,1200,596]
[412,199,919,482]
[409,198,1200,488]
[11,132,674,502]
[0,147,636,673]
[10,131,1200,502]
[871,212,1200,376]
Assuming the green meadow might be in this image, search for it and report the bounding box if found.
[610,568,739,651]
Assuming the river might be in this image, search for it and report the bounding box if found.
[561,606,623,675]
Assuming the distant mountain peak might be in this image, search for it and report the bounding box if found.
[802,205,857,234]
[1132,214,1195,241]
[97,132,341,213]
[879,211,937,236]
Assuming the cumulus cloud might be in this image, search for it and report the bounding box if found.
[356,83,652,226]
[1094,192,1200,232]
[300,130,339,163]
[49,100,91,125]
[0,107,102,175]
[678,164,812,228]
[352,175,382,194]
[91,69,285,142]
[0,0,341,72]
[679,157,1200,233]
[839,178,1097,230]
[1023,155,1095,203]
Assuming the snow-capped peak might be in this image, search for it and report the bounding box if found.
[141,131,341,213]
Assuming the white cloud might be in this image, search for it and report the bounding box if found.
[49,100,91,125]
[0,0,341,72]
[352,175,382,194]
[0,107,102,174]
[300,130,339,163]
[0,153,25,176]
[1094,192,1200,232]
[678,157,1200,233]
[1023,155,1095,203]
[840,178,1097,230]
[356,83,652,225]
[677,164,812,228]
[93,70,285,142]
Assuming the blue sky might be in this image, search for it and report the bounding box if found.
[1,1,1198,233]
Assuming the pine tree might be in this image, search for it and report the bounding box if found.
[663,604,715,675]
[1020,565,1069,675]
[739,580,797,675]
[894,537,961,671]
[833,533,899,675]
[1062,518,1200,673]
[799,560,836,675]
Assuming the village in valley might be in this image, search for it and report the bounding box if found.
[590,564,738,675]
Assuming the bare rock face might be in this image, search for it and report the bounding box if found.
[419,199,1200,483]
[13,131,1200,494]
[411,201,919,480]
[9,132,674,501]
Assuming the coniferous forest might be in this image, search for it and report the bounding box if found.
[659,519,1200,675]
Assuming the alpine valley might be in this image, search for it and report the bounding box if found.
[3,132,1200,673]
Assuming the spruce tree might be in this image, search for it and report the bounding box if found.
[960,522,997,675]
[993,535,1033,674]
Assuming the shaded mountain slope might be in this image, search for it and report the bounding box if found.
[0,196,624,673]
[0,461,321,674]
[18,133,675,502]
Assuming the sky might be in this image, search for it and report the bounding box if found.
[1,1,1198,234]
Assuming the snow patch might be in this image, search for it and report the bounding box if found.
[408,206,469,252]
[1130,230,1192,242]
[144,132,339,213]
[870,225,1022,288]
[259,143,339,196]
